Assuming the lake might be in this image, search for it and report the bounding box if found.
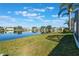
[0,31,40,41]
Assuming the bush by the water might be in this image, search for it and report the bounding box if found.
[63,28,71,33]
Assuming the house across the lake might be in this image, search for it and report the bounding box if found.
[5,27,14,31]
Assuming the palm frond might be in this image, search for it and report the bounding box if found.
[61,13,69,17]
[58,8,67,17]
[73,4,79,12]
[68,3,73,8]
[60,3,70,9]
[73,3,79,7]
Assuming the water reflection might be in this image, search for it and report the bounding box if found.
[0,31,40,41]
[14,31,22,34]
[0,31,22,34]
[0,31,5,34]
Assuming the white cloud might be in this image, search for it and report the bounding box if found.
[28,7,54,12]
[46,7,54,10]
[22,11,27,14]
[14,10,38,17]
[15,11,21,15]
[0,16,12,20]
[24,13,37,17]
[33,8,45,12]
[34,15,44,18]
[15,11,27,15]
[24,19,34,22]
[39,19,67,27]
[14,10,45,22]
[0,16,9,19]
[40,16,68,24]
[27,14,45,21]
[42,20,51,23]
[24,7,28,9]
[23,7,46,12]
[22,14,45,22]
[7,11,11,14]
[52,14,58,17]
[0,16,16,23]
[60,17,68,20]
[51,15,68,20]
[22,11,28,16]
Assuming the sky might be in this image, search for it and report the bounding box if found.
[0,3,68,28]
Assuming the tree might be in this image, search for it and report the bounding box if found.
[14,26,23,31]
[58,3,79,30]
[32,27,38,33]
[14,26,23,34]
[40,26,46,34]
[0,26,4,34]
[46,25,52,33]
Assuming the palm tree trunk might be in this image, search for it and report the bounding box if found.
[69,12,72,31]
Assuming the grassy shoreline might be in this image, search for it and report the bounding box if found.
[0,32,59,56]
[0,32,78,56]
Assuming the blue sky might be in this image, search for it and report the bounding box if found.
[0,3,68,28]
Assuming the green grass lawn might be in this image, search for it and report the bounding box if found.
[0,32,79,56]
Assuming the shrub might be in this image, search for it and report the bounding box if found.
[63,28,71,33]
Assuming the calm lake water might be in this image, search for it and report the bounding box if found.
[0,31,40,41]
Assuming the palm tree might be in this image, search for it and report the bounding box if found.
[58,3,79,30]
